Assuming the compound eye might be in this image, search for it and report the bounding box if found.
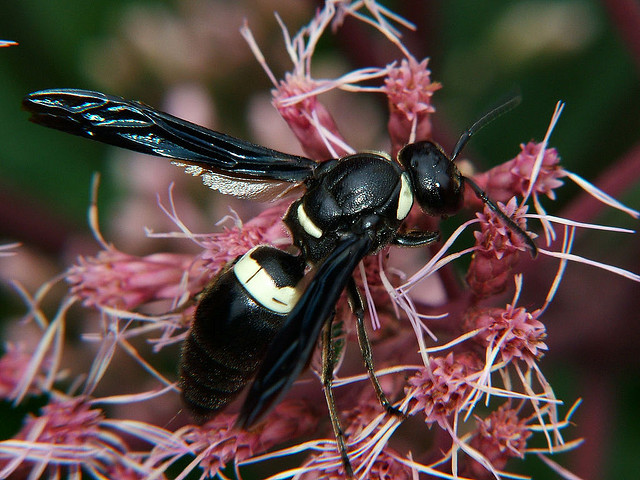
[398,141,464,216]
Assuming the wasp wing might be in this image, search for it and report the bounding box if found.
[23,89,318,200]
[236,233,373,429]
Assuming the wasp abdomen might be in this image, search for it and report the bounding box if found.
[179,246,305,423]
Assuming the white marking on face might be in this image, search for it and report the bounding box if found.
[234,248,302,314]
[396,172,414,220]
[297,203,323,238]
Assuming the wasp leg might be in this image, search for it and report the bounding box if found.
[321,316,354,478]
[391,230,439,247]
[347,278,405,418]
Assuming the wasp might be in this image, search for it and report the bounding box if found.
[23,88,535,477]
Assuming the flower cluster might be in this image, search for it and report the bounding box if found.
[466,199,533,297]
[466,301,547,367]
[468,404,533,477]
[1,2,639,479]
[405,352,480,428]
[384,56,441,156]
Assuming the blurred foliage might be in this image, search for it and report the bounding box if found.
[0,1,638,478]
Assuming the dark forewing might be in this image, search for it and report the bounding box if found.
[23,89,318,199]
[236,233,373,429]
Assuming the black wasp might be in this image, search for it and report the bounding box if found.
[23,88,536,477]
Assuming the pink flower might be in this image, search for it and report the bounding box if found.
[467,404,532,478]
[173,415,261,478]
[199,203,291,273]
[405,352,480,428]
[67,248,208,311]
[300,448,412,480]
[273,74,349,160]
[474,142,566,203]
[0,343,38,398]
[466,304,548,367]
[466,198,535,297]
[383,56,441,156]
[148,400,317,478]
[0,396,157,478]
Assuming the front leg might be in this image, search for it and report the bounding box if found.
[391,229,439,247]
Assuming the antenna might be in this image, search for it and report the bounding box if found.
[451,90,537,257]
[450,91,522,162]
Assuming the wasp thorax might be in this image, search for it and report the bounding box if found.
[398,141,464,216]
